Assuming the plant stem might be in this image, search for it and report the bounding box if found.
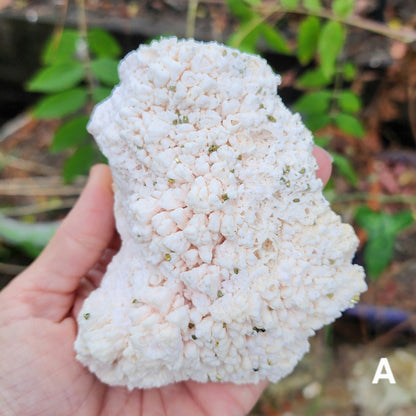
[228,8,281,49]
[328,31,347,126]
[256,4,416,43]
[231,14,265,48]
[0,176,85,196]
[329,192,416,205]
[0,152,56,175]
[76,0,95,104]
[48,0,70,59]
[186,0,199,39]
[0,198,78,217]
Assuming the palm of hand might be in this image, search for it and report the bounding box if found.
[0,166,267,416]
[1,275,262,416]
[0,151,330,415]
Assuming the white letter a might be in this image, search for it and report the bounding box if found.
[372,358,396,384]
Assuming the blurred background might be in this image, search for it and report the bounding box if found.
[0,1,416,415]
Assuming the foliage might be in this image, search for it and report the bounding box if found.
[226,0,290,53]
[355,207,414,279]
[225,0,365,141]
[27,27,122,182]
[24,2,413,278]
[225,0,364,180]
[224,0,412,278]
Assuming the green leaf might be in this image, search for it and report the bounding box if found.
[322,177,335,196]
[314,135,331,148]
[92,86,113,103]
[297,68,331,88]
[297,16,321,65]
[364,233,394,278]
[317,21,345,78]
[226,0,254,20]
[331,152,358,186]
[356,207,414,237]
[97,150,108,164]
[42,29,80,65]
[87,27,122,58]
[90,58,120,86]
[355,207,414,278]
[355,207,379,233]
[281,0,300,9]
[293,90,332,115]
[227,19,262,53]
[303,0,321,12]
[227,31,259,53]
[27,61,85,93]
[244,0,261,4]
[389,211,416,234]
[333,113,365,137]
[63,145,97,183]
[50,116,89,153]
[342,62,357,81]
[259,23,290,54]
[332,0,355,17]
[337,91,362,113]
[304,114,331,131]
[33,88,87,119]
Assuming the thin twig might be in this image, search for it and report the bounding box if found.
[328,32,348,119]
[0,198,77,216]
[186,0,199,39]
[257,4,416,43]
[329,192,416,205]
[227,13,271,48]
[0,176,85,196]
[367,315,416,349]
[0,112,32,143]
[76,0,95,102]
[197,0,416,42]
[0,152,58,176]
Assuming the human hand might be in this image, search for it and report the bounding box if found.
[0,148,331,416]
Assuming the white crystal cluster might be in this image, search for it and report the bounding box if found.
[74,38,366,389]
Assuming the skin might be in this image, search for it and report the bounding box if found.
[0,147,331,416]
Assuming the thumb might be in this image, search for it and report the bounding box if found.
[20,164,115,298]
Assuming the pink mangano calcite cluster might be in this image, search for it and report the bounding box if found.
[74,37,366,389]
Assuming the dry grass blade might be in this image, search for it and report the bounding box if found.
[0,176,85,196]
[0,198,78,216]
[0,152,57,176]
